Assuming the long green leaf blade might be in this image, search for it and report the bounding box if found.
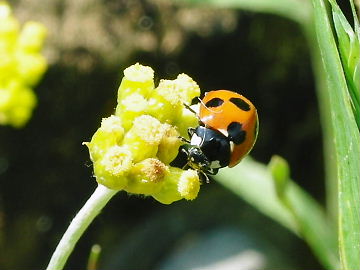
[311,0,360,269]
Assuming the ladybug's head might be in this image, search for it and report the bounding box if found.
[182,144,219,176]
[188,146,210,170]
[173,126,230,178]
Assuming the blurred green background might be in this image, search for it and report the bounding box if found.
[0,0,343,269]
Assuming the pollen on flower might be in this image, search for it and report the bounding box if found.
[124,63,154,83]
[101,146,133,176]
[177,169,201,200]
[125,158,168,195]
[117,63,154,102]
[155,74,200,106]
[120,93,148,112]
[117,93,148,130]
[100,115,124,134]
[136,158,168,183]
[174,74,201,103]
[151,167,201,204]
[157,124,182,164]
[156,79,183,106]
[129,115,166,145]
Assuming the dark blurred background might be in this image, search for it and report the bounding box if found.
[0,0,324,269]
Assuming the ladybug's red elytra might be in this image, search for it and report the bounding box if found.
[182,90,258,176]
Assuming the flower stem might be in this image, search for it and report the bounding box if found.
[46,184,118,270]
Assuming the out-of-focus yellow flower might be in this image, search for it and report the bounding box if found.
[0,1,47,127]
[85,63,202,204]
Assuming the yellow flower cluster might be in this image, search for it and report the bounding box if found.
[85,63,202,204]
[0,1,47,127]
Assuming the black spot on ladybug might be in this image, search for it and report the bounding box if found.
[205,98,224,108]
[230,97,250,111]
[227,122,246,144]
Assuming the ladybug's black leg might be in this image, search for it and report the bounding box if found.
[206,168,219,175]
[199,171,210,183]
[170,144,190,169]
[179,136,190,143]
[180,146,192,170]
[181,146,189,154]
[188,127,196,138]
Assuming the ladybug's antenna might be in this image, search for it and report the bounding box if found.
[183,103,197,114]
[183,103,201,122]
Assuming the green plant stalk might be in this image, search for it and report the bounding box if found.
[314,47,339,225]
[281,184,338,269]
[46,185,117,270]
[87,244,102,270]
[311,0,360,269]
[301,19,340,228]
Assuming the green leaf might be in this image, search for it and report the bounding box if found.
[215,158,298,233]
[347,0,360,38]
[215,157,338,269]
[329,1,360,128]
[311,0,360,269]
[268,155,290,198]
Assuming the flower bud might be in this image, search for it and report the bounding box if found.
[174,106,199,138]
[85,116,124,162]
[157,124,182,164]
[147,74,200,124]
[268,155,290,199]
[152,167,200,204]
[18,21,47,53]
[116,93,148,131]
[94,145,133,190]
[0,2,46,128]
[122,115,166,162]
[0,3,19,50]
[116,63,154,102]
[125,158,168,195]
[16,52,47,86]
[86,63,203,203]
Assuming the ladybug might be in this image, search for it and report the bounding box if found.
[182,90,258,176]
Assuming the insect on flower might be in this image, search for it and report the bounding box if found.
[177,90,259,180]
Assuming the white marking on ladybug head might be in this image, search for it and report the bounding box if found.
[210,160,221,169]
[230,141,235,152]
[190,133,202,146]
